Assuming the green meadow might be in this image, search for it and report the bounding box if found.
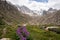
[0,24,60,40]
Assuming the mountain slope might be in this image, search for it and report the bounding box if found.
[0,0,31,25]
[17,5,38,16]
[39,10,60,25]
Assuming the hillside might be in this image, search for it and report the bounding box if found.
[0,0,32,25]
[39,10,60,25]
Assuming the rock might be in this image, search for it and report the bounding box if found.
[0,38,11,40]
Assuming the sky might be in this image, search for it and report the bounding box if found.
[31,0,48,3]
[7,0,60,11]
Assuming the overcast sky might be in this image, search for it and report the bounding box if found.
[7,0,60,11]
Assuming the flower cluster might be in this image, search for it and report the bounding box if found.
[16,26,29,40]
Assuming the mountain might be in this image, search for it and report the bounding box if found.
[38,9,60,25]
[32,8,60,25]
[17,5,38,16]
[0,0,32,25]
[15,5,60,25]
[0,0,60,25]
[48,8,57,13]
[48,8,57,12]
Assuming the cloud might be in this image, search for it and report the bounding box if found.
[47,0,60,10]
[7,0,60,11]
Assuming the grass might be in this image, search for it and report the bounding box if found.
[26,25,60,40]
[0,25,60,40]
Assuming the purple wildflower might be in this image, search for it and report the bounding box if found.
[16,26,29,40]
[21,36,26,40]
[22,26,29,36]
